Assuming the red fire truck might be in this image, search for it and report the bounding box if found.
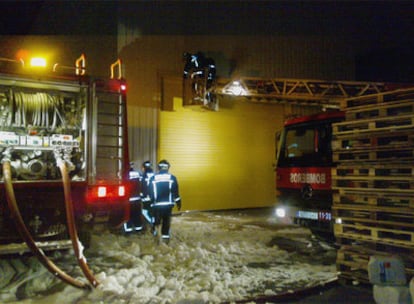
[274,111,345,235]
[0,54,132,257]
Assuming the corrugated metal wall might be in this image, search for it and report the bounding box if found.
[118,35,355,83]
[159,98,280,210]
[159,76,319,211]
[127,106,158,169]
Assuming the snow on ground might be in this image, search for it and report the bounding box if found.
[0,210,338,303]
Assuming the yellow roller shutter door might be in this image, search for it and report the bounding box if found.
[159,94,286,211]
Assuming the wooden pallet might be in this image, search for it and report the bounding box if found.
[336,245,414,283]
[332,130,414,150]
[345,100,414,120]
[340,88,414,110]
[333,146,414,162]
[332,163,414,178]
[332,114,414,135]
[335,87,414,284]
[333,189,414,208]
[334,223,414,248]
[336,237,414,255]
[337,261,370,284]
[337,247,369,269]
[332,205,414,228]
[332,176,414,191]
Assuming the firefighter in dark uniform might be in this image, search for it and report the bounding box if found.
[139,160,154,227]
[149,160,181,242]
[123,162,143,233]
[183,51,216,89]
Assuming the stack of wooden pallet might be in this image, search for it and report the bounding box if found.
[332,87,414,283]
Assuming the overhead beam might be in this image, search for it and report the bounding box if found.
[214,77,388,108]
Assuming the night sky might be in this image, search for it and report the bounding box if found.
[0,1,412,36]
[0,1,413,81]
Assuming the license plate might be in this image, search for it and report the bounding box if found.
[296,210,318,220]
[318,211,332,221]
[296,210,332,221]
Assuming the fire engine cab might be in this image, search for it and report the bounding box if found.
[274,111,345,234]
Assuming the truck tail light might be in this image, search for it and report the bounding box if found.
[87,184,127,202]
[118,186,126,197]
[98,186,107,198]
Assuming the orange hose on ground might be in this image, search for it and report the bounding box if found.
[57,159,99,288]
[2,160,89,289]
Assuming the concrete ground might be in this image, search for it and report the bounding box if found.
[286,283,376,304]
[209,207,377,304]
[263,281,376,304]
[1,207,378,303]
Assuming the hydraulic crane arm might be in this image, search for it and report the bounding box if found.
[213,77,388,108]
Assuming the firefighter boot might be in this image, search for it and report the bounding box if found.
[161,235,170,245]
[151,225,156,236]
[123,221,134,234]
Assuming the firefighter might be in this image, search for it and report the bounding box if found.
[123,162,143,233]
[140,160,154,226]
[183,51,216,89]
[149,160,181,243]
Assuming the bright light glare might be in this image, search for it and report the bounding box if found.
[30,57,47,67]
[118,185,126,197]
[335,218,342,224]
[275,207,286,218]
[226,81,246,96]
[98,186,107,198]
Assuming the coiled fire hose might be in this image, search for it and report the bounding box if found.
[2,160,89,289]
[56,158,99,288]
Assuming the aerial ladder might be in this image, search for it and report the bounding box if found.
[183,73,396,110]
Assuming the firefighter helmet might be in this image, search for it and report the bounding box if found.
[158,159,170,171]
[142,160,152,170]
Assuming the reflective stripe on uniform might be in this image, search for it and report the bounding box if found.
[123,223,133,232]
[142,209,154,224]
[151,202,175,207]
[152,174,174,203]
